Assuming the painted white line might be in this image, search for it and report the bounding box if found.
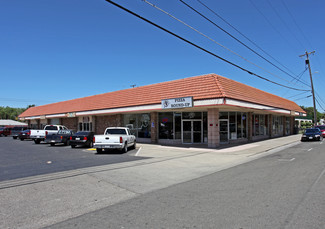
[135,147,142,156]
[307,148,313,152]
[278,158,295,162]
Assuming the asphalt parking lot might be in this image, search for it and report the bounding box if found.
[0,137,146,182]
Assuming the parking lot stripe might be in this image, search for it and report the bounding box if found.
[135,147,142,156]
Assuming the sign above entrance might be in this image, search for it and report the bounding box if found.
[162,97,193,109]
[66,112,76,118]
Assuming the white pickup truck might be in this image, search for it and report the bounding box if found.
[93,127,136,153]
[30,125,68,144]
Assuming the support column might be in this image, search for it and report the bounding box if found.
[268,114,273,138]
[208,108,219,148]
[247,112,253,142]
[283,116,286,136]
[150,112,158,144]
[290,116,295,135]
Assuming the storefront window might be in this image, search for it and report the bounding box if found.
[219,112,228,119]
[174,113,182,139]
[219,112,247,140]
[272,116,284,136]
[124,114,150,138]
[159,112,174,139]
[203,112,208,142]
[158,112,207,141]
[79,116,92,131]
[286,117,290,135]
[253,114,268,136]
[229,112,237,140]
[237,113,247,138]
[138,114,150,138]
[182,112,202,119]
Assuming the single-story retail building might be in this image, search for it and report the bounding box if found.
[19,74,306,147]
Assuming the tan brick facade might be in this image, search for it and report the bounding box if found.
[150,112,158,144]
[95,115,123,134]
[61,117,78,131]
[208,108,219,148]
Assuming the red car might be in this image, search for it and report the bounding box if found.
[315,125,325,137]
[0,127,11,137]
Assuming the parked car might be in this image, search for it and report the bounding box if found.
[314,125,325,137]
[301,128,323,141]
[93,127,136,153]
[11,126,29,139]
[18,129,31,141]
[45,129,74,146]
[70,131,94,148]
[0,127,5,136]
[30,125,68,144]
[0,127,11,137]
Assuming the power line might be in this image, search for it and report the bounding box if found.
[195,0,300,82]
[104,0,309,92]
[286,91,310,99]
[290,67,308,84]
[281,0,313,50]
[292,95,312,102]
[249,0,296,51]
[316,92,325,110]
[315,97,325,112]
[267,0,306,50]
[179,0,310,88]
[142,0,302,87]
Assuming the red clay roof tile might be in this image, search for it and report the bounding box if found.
[19,73,305,118]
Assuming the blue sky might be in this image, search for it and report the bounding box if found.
[1,0,325,112]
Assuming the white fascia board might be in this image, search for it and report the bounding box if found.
[24,116,41,120]
[225,98,291,114]
[46,114,66,118]
[194,98,224,106]
[76,104,162,116]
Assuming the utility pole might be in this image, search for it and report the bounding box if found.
[299,50,317,125]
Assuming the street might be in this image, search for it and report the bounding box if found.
[0,135,324,229]
[48,140,325,229]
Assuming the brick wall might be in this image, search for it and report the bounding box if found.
[95,115,123,134]
[150,112,158,144]
[61,117,78,131]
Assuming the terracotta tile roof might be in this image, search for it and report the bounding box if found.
[19,73,305,118]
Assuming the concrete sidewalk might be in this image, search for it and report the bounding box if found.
[0,134,301,229]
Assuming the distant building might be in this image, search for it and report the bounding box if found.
[0,119,28,127]
[295,118,313,128]
[19,74,306,147]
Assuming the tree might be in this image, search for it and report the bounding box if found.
[0,105,34,120]
[299,106,323,123]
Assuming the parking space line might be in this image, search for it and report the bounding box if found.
[307,148,313,152]
[135,147,142,156]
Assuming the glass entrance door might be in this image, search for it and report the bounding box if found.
[183,121,192,143]
[193,121,202,143]
[219,120,228,143]
[182,120,202,143]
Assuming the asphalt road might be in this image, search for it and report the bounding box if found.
[0,137,146,181]
[47,140,325,229]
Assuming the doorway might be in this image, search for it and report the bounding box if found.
[182,120,202,143]
[219,120,229,143]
